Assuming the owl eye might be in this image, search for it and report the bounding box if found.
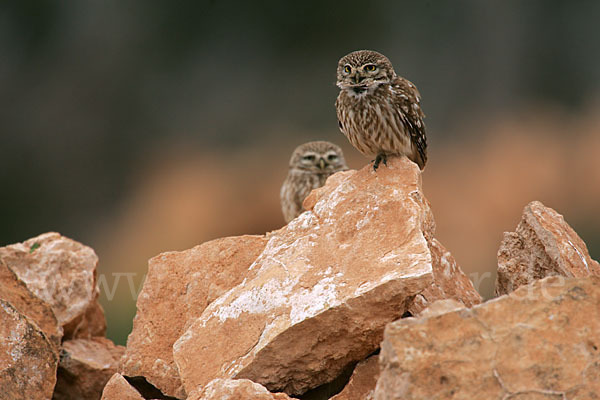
[364,64,377,72]
[343,65,352,74]
[327,154,338,161]
[302,154,316,161]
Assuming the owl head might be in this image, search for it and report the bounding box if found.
[288,141,348,173]
[336,50,396,93]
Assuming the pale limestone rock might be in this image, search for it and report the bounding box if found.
[53,337,125,400]
[496,201,600,295]
[101,373,144,400]
[0,299,58,400]
[121,235,268,398]
[0,258,62,349]
[188,379,295,400]
[417,298,465,318]
[173,158,439,395]
[331,355,380,400]
[0,232,104,339]
[375,276,600,399]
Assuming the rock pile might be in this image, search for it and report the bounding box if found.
[2,157,598,400]
[0,232,124,400]
[114,157,481,399]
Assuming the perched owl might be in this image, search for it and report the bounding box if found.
[335,50,427,170]
[280,141,348,223]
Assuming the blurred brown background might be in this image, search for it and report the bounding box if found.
[1,1,599,345]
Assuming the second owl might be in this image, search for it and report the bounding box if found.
[280,141,348,223]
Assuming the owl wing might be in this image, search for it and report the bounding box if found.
[391,77,427,169]
[335,96,345,133]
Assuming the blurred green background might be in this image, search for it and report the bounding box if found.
[1,0,599,345]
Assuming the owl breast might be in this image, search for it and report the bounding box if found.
[336,85,413,158]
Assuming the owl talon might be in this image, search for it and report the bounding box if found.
[373,154,387,171]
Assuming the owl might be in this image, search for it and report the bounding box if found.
[335,50,427,170]
[280,141,348,223]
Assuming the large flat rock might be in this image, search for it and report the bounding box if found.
[375,276,600,399]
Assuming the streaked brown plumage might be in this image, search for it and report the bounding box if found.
[335,50,427,170]
[280,141,348,223]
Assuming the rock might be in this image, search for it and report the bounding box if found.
[331,355,380,400]
[496,201,600,295]
[100,373,144,400]
[67,299,107,340]
[121,235,268,398]
[173,158,449,395]
[0,258,62,349]
[417,298,465,318]
[53,337,125,400]
[0,299,58,400]
[408,238,482,315]
[188,379,296,400]
[375,276,600,399]
[0,232,104,339]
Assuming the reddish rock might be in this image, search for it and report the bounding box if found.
[496,201,600,295]
[0,299,58,400]
[173,158,441,395]
[121,235,268,398]
[53,337,125,400]
[408,238,482,315]
[375,276,600,399]
[101,373,144,400]
[331,355,380,400]
[0,258,62,349]
[0,232,104,339]
[188,379,296,400]
[417,298,466,318]
[66,299,107,339]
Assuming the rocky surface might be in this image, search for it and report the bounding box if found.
[121,235,268,398]
[4,163,599,400]
[408,238,481,315]
[331,355,380,400]
[100,373,144,400]
[53,337,125,400]
[68,299,107,340]
[0,258,62,349]
[496,200,600,295]
[188,379,296,400]
[0,232,123,400]
[417,298,466,318]
[375,276,600,399]
[173,158,479,396]
[0,299,58,400]
[0,232,104,339]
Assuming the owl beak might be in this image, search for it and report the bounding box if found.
[353,74,360,84]
[318,158,327,170]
